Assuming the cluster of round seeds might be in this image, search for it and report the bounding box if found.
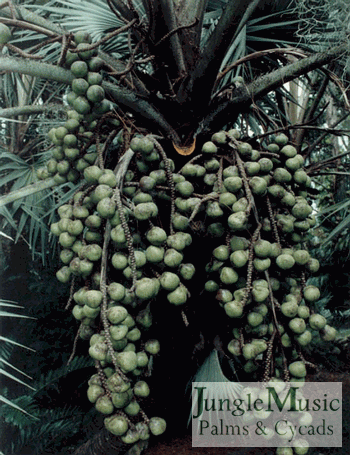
[37,31,112,184]
[50,115,336,452]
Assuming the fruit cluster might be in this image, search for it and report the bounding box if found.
[37,31,112,184]
[46,40,336,447]
[176,130,337,383]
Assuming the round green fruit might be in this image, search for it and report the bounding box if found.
[167,284,188,305]
[87,84,105,103]
[288,361,306,378]
[309,313,326,330]
[149,417,167,436]
[135,278,159,300]
[276,253,295,270]
[104,414,128,436]
[289,317,306,334]
[0,23,11,44]
[224,300,244,318]
[321,324,337,341]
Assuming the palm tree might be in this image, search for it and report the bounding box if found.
[1,1,350,454]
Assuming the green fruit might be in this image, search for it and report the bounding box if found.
[281,300,298,318]
[252,285,269,303]
[219,192,237,206]
[135,278,159,300]
[297,305,310,319]
[276,253,295,270]
[273,167,292,183]
[245,161,261,176]
[224,176,243,193]
[84,165,103,183]
[160,272,180,291]
[117,351,137,373]
[146,226,167,245]
[164,249,183,268]
[0,23,11,44]
[124,400,140,417]
[281,332,292,347]
[213,245,230,261]
[292,202,313,220]
[89,341,108,361]
[280,144,297,157]
[288,361,306,378]
[258,157,274,173]
[85,290,103,308]
[285,156,303,171]
[110,225,126,246]
[107,283,126,302]
[237,142,252,157]
[303,285,320,302]
[274,133,289,146]
[167,284,188,305]
[134,202,158,220]
[127,327,141,341]
[253,239,272,258]
[134,380,150,397]
[202,141,217,154]
[72,77,89,95]
[220,267,239,285]
[85,215,102,230]
[224,300,244,318]
[321,324,337,341]
[227,339,241,356]
[253,258,271,272]
[289,317,306,334]
[76,41,96,60]
[249,176,267,195]
[175,181,194,197]
[97,197,116,218]
[205,280,219,292]
[293,249,310,265]
[56,266,72,283]
[206,200,224,218]
[211,131,227,144]
[73,96,91,114]
[309,313,326,330]
[294,169,308,185]
[232,197,248,212]
[230,250,249,268]
[109,325,128,341]
[179,263,195,280]
[296,330,312,346]
[59,232,76,248]
[145,339,160,355]
[227,211,248,231]
[86,84,105,103]
[87,384,105,403]
[130,250,147,268]
[104,414,128,436]
[95,395,114,415]
[145,245,164,263]
[242,343,258,360]
[230,236,250,251]
[149,417,166,436]
[167,232,191,251]
[247,312,263,327]
[107,305,128,324]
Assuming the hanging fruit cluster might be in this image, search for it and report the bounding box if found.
[37,31,112,184]
[176,129,337,384]
[43,32,337,451]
